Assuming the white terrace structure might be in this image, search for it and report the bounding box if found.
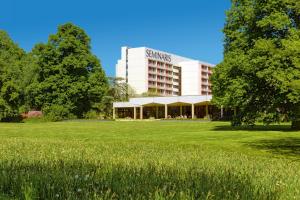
[113,95,214,120]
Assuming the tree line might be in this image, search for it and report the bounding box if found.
[211,0,300,129]
[0,23,128,122]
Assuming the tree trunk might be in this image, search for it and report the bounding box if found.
[292,106,300,130]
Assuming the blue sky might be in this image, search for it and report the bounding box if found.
[2,0,231,76]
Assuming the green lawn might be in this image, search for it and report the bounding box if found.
[0,121,300,199]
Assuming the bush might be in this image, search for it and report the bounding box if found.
[83,110,103,119]
[231,116,242,127]
[292,120,300,130]
[42,105,74,122]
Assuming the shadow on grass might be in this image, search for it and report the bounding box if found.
[245,137,300,158]
[0,160,279,200]
[212,124,293,132]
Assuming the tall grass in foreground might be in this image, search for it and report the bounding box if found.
[0,160,277,200]
[0,121,300,199]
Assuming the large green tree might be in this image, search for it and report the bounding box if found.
[26,23,108,120]
[0,30,26,121]
[211,0,300,128]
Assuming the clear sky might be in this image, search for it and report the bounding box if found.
[2,0,231,76]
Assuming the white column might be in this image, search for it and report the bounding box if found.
[165,104,168,119]
[140,106,143,120]
[134,107,136,120]
[113,107,116,119]
[205,104,209,117]
[192,104,195,119]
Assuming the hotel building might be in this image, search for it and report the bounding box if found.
[113,47,226,120]
[116,47,214,96]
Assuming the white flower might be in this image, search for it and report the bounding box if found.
[77,188,82,192]
[75,175,79,179]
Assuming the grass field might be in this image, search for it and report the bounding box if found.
[0,121,300,199]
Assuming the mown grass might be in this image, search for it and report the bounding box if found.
[0,121,300,199]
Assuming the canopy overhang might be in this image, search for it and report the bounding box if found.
[113,95,212,108]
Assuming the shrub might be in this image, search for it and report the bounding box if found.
[83,110,101,119]
[231,116,242,127]
[42,105,74,122]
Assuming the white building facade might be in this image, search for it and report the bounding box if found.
[116,47,214,96]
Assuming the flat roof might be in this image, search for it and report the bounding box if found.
[113,95,212,108]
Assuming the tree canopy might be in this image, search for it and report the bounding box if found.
[0,31,26,121]
[0,23,110,121]
[211,0,300,128]
[25,23,108,120]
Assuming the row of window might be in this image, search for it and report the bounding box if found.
[148,81,178,89]
[148,67,178,75]
[201,91,212,95]
[201,65,212,71]
[148,87,180,96]
[201,85,212,90]
[148,73,179,81]
[148,60,174,69]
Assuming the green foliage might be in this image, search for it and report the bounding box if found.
[83,110,103,119]
[0,121,299,199]
[0,24,110,122]
[141,89,163,97]
[42,104,75,122]
[212,0,300,128]
[107,77,136,101]
[0,30,26,121]
[100,77,136,118]
[25,23,108,120]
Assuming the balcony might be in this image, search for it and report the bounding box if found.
[148,85,156,89]
[173,68,179,73]
[173,87,179,92]
[148,76,157,81]
[201,72,208,76]
[148,67,156,72]
[157,71,165,76]
[165,72,173,77]
[156,78,166,83]
[165,79,173,84]
[156,65,165,70]
[201,77,208,82]
[157,85,165,89]
[165,64,173,70]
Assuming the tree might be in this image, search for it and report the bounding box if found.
[99,77,136,118]
[26,23,108,120]
[107,77,136,101]
[211,0,300,128]
[140,89,163,97]
[290,80,300,129]
[0,30,25,121]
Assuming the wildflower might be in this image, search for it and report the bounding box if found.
[75,175,79,179]
[55,194,59,198]
[77,188,82,192]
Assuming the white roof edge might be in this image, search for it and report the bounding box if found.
[113,95,212,108]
